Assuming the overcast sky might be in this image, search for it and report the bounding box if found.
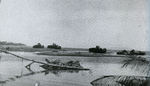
[0,0,149,50]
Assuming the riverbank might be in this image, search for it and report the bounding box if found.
[0,51,142,86]
[36,51,126,57]
[1,46,147,57]
[3,46,126,57]
[0,47,130,57]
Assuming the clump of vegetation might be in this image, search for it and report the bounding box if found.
[47,43,61,49]
[117,50,128,55]
[89,46,107,53]
[91,75,149,86]
[33,43,44,48]
[45,59,83,68]
[0,41,25,46]
[117,49,146,55]
[121,55,149,72]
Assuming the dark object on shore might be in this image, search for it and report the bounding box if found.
[91,75,150,86]
[41,59,89,70]
[117,49,146,55]
[33,43,44,48]
[47,43,61,49]
[40,64,89,70]
[89,46,107,53]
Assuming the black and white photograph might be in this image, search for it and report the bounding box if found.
[0,0,149,86]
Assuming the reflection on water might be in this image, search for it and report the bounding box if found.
[0,52,149,86]
[0,69,83,85]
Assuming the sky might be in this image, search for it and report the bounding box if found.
[0,0,149,50]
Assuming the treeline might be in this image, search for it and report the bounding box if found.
[0,41,25,46]
[32,43,146,55]
[33,43,61,49]
[117,49,146,55]
[89,46,107,53]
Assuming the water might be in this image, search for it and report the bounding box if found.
[0,52,147,86]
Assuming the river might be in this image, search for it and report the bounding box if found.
[0,52,147,86]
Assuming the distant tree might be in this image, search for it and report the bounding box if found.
[129,49,135,55]
[117,50,128,55]
[33,43,44,48]
[103,48,107,53]
[117,49,146,55]
[138,51,146,55]
[47,43,61,49]
[96,46,100,50]
[89,46,107,53]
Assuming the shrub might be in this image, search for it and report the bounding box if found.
[47,43,61,49]
[117,50,128,55]
[33,43,44,48]
[117,49,146,55]
[89,46,107,53]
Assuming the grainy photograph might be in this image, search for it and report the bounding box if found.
[0,0,149,86]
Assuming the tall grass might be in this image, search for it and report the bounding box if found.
[91,75,150,86]
[91,55,150,86]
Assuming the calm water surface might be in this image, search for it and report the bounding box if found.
[0,52,147,86]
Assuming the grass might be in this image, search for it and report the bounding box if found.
[91,75,150,86]
[91,55,150,86]
[121,55,150,73]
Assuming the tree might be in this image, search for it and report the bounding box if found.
[117,49,146,55]
[130,49,135,55]
[89,46,107,53]
[33,43,44,48]
[47,43,61,49]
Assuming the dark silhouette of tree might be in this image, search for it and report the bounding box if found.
[103,48,107,53]
[117,50,128,55]
[96,46,100,50]
[130,49,135,55]
[89,46,107,53]
[33,43,44,48]
[117,49,146,55]
[47,43,61,49]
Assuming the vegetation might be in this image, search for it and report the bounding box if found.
[91,55,150,86]
[117,49,146,55]
[47,43,61,49]
[91,75,149,86]
[89,46,107,53]
[45,59,82,68]
[33,43,44,48]
[0,41,25,46]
